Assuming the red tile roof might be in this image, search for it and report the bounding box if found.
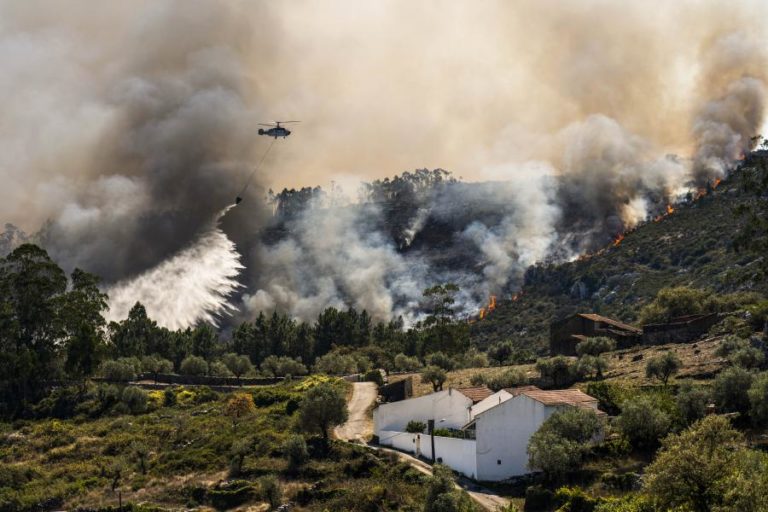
[456,386,493,403]
[520,388,600,408]
[504,385,542,396]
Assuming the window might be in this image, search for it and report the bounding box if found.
[497,460,501,465]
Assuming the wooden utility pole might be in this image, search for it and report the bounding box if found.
[428,419,435,463]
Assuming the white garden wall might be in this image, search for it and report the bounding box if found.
[378,430,477,479]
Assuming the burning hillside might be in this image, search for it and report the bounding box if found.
[0,1,766,329]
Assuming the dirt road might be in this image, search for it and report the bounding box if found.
[334,381,377,442]
[335,382,511,511]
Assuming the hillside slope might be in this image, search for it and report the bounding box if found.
[470,154,768,352]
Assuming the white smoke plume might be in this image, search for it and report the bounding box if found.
[244,203,431,323]
[0,1,766,327]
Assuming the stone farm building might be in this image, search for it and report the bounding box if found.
[550,313,642,355]
[373,385,604,481]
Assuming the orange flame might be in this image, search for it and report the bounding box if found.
[613,233,625,247]
[666,204,674,215]
[475,295,498,321]
[713,178,722,189]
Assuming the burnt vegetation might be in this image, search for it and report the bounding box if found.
[472,152,768,351]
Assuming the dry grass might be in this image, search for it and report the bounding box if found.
[602,336,726,384]
[390,337,727,397]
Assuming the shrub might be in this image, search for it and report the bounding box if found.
[594,495,653,512]
[229,438,252,477]
[748,372,768,427]
[487,341,515,366]
[553,486,600,512]
[363,369,384,386]
[645,351,681,385]
[713,366,753,414]
[97,384,122,410]
[393,353,422,372]
[251,387,301,407]
[484,368,528,391]
[314,352,358,375]
[262,355,308,377]
[712,316,753,338]
[162,387,177,406]
[258,475,281,508]
[100,360,137,382]
[179,355,208,376]
[193,386,219,404]
[528,408,601,479]
[524,485,554,511]
[676,380,711,426]
[617,396,671,449]
[746,300,768,333]
[283,434,309,470]
[536,356,576,388]
[121,386,148,415]
[470,373,486,386]
[425,351,456,371]
[584,381,626,416]
[638,286,710,324]
[209,361,233,377]
[424,464,474,512]
[208,480,256,509]
[225,393,256,427]
[462,350,489,368]
[729,347,765,370]
[715,334,750,357]
[576,337,616,357]
[575,355,609,380]
[405,420,426,434]
[643,415,746,512]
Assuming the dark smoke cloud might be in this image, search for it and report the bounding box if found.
[0,0,766,327]
[1,1,271,281]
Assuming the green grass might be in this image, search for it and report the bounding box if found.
[0,377,439,512]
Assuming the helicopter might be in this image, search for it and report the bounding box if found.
[258,120,299,139]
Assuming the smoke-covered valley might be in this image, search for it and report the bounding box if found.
[0,0,766,329]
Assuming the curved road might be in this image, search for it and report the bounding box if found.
[335,382,511,511]
[334,381,377,443]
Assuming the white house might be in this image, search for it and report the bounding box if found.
[374,385,604,482]
[373,386,492,432]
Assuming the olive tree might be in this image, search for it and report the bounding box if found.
[643,415,747,512]
[645,352,681,385]
[298,382,348,442]
[180,355,208,377]
[713,366,753,414]
[617,396,671,449]
[527,407,601,479]
[576,337,616,357]
[421,365,447,392]
[223,353,254,384]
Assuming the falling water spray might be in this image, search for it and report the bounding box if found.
[106,205,243,329]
